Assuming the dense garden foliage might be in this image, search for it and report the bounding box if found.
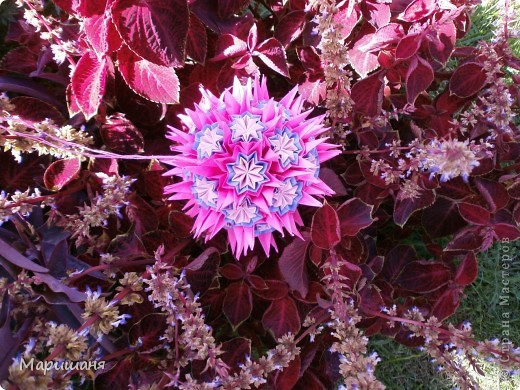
[0,0,519,388]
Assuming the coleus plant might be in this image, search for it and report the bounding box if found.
[0,0,519,389]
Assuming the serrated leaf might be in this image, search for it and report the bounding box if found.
[253,38,289,77]
[223,281,252,327]
[71,51,107,120]
[406,56,434,104]
[112,0,189,67]
[44,158,81,191]
[186,13,207,64]
[279,233,310,297]
[311,203,340,250]
[100,113,145,153]
[351,71,384,116]
[84,11,122,55]
[449,62,486,98]
[274,10,306,47]
[337,198,374,236]
[117,44,180,104]
[261,297,301,339]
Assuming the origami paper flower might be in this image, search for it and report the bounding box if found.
[163,77,340,257]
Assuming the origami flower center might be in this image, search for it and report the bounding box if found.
[193,123,223,159]
[226,152,268,194]
[271,178,303,215]
[229,112,265,142]
[191,176,218,207]
[268,128,302,167]
[224,199,260,226]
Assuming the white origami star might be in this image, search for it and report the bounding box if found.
[269,128,302,167]
[192,176,218,207]
[194,124,223,159]
[224,199,260,225]
[229,112,265,142]
[227,152,268,194]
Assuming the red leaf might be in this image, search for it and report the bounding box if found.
[112,0,189,67]
[493,224,520,241]
[396,260,451,293]
[457,203,490,226]
[447,227,483,251]
[252,280,289,300]
[298,77,327,106]
[311,202,340,250]
[274,11,306,47]
[223,281,252,327]
[217,0,249,18]
[333,3,361,38]
[362,1,390,29]
[431,288,461,320]
[276,355,301,389]
[449,62,487,98]
[219,263,244,280]
[337,198,374,236]
[167,211,193,238]
[428,22,456,64]
[75,0,107,17]
[351,71,384,116]
[254,38,289,77]
[0,47,38,74]
[380,245,417,282]
[395,33,422,60]
[394,188,436,227]
[279,233,310,297]
[10,97,64,125]
[406,56,434,104]
[454,252,478,286]
[186,14,207,64]
[211,34,248,61]
[262,297,301,339]
[0,154,47,191]
[398,0,435,22]
[359,284,385,315]
[359,23,405,52]
[84,12,122,54]
[44,158,81,191]
[474,177,509,212]
[71,51,107,120]
[117,45,180,104]
[221,338,251,374]
[348,26,380,77]
[100,113,144,153]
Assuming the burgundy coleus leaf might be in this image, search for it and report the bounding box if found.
[361,1,390,29]
[279,232,310,297]
[395,33,422,60]
[394,188,436,227]
[211,34,248,61]
[167,211,193,238]
[359,284,385,316]
[395,260,451,293]
[431,287,461,321]
[10,97,64,125]
[493,223,520,241]
[84,10,122,54]
[252,280,289,300]
[359,23,405,53]
[253,38,289,77]
[71,51,107,120]
[449,62,487,98]
[217,0,249,18]
[457,202,490,226]
[380,245,416,282]
[351,70,385,116]
[406,56,434,104]
[274,10,306,47]
[112,0,189,67]
[75,0,108,17]
[348,25,379,77]
[100,113,145,153]
[454,252,478,286]
[262,297,301,339]
[333,2,361,38]
[221,338,251,375]
[219,263,244,280]
[474,177,510,212]
[298,77,327,106]
[117,44,180,104]
[398,0,436,22]
[446,227,483,251]
[275,355,301,389]
[223,281,252,328]
[186,14,207,64]
[0,47,38,75]
[43,158,81,191]
[427,22,456,64]
[311,202,340,250]
[337,197,374,236]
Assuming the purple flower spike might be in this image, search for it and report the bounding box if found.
[163,77,341,258]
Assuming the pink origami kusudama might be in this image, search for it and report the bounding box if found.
[163,77,341,258]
